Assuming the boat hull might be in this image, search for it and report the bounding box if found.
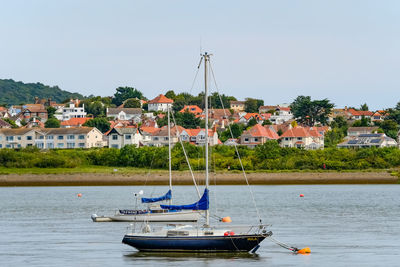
[122,234,266,252]
[92,211,201,222]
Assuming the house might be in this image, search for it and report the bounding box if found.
[147,94,173,112]
[347,109,374,120]
[179,127,219,146]
[280,126,324,150]
[35,127,105,149]
[230,101,245,112]
[258,105,277,113]
[0,107,10,119]
[238,113,264,124]
[371,111,386,122]
[269,106,293,124]
[106,108,142,123]
[0,128,37,148]
[24,118,45,128]
[55,100,86,121]
[0,119,11,129]
[337,133,397,148]
[140,126,160,146]
[107,127,142,148]
[347,127,379,136]
[224,138,239,146]
[18,104,48,122]
[60,117,91,128]
[240,124,279,148]
[149,125,185,147]
[179,105,203,116]
[8,105,23,117]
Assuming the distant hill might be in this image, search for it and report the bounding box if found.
[0,79,85,106]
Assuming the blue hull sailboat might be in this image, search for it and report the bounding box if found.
[122,52,270,252]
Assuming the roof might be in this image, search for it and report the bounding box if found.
[243,113,262,121]
[242,124,279,139]
[280,126,322,138]
[230,101,245,105]
[348,109,374,116]
[153,125,185,136]
[107,108,142,115]
[38,127,98,135]
[259,105,277,111]
[148,94,173,104]
[179,105,203,114]
[140,126,160,134]
[0,128,36,135]
[277,106,291,111]
[183,128,215,137]
[348,127,379,132]
[107,127,139,136]
[0,119,11,128]
[209,109,232,118]
[60,117,91,127]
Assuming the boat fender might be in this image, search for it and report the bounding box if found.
[223,231,235,236]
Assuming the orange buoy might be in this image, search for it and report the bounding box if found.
[222,216,232,223]
[77,193,82,197]
[299,194,304,197]
[297,247,311,254]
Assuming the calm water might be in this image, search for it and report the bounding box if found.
[1,184,399,266]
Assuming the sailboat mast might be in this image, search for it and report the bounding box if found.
[203,52,210,226]
[167,105,172,205]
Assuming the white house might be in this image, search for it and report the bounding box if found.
[280,126,324,150]
[106,108,142,123]
[55,100,87,121]
[107,127,142,148]
[179,128,219,146]
[147,94,173,112]
[270,106,293,124]
[0,128,37,148]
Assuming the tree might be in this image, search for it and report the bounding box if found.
[262,120,272,126]
[165,90,176,100]
[45,118,60,128]
[124,98,141,108]
[244,98,258,113]
[247,118,257,127]
[86,101,105,117]
[360,103,369,111]
[83,117,111,133]
[219,123,244,142]
[112,87,145,106]
[379,119,399,139]
[46,106,57,119]
[175,111,201,129]
[3,118,18,128]
[290,95,334,126]
[324,128,344,147]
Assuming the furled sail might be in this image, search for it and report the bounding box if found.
[141,190,172,203]
[160,189,209,210]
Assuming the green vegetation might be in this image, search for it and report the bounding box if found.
[1,143,400,172]
[112,87,145,106]
[44,118,60,128]
[0,79,84,106]
[83,117,111,133]
[290,95,334,126]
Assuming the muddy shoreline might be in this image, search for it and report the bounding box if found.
[0,171,397,186]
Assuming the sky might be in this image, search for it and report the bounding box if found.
[0,0,399,110]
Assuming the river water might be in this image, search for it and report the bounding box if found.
[0,185,399,266]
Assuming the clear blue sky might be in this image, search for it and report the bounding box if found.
[1,0,399,110]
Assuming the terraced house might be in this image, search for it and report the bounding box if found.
[0,127,105,149]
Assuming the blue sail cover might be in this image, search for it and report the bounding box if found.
[141,190,172,203]
[160,189,209,210]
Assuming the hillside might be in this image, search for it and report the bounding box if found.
[0,79,84,105]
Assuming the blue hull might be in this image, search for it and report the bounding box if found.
[122,234,266,252]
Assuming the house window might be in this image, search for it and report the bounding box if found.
[47,143,54,149]
[67,135,75,140]
[154,137,159,141]
[17,136,21,140]
[58,136,64,140]
[112,135,118,140]
[111,144,119,148]
[67,142,75,148]
[78,143,85,148]
[244,138,249,142]
[27,136,33,141]
[125,134,132,140]
[164,137,169,141]
[285,137,289,141]
[0,144,2,148]
[38,135,44,140]
[57,143,64,148]
[254,138,259,142]
[18,144,22,148]
[6,136,14,141]
[297,137,302,141]
[78,135,85,139]
[6,144,11,148]
[47,135,54,140]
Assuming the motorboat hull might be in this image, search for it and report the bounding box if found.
[122,234,266,252]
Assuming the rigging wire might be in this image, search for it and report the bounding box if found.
[170,110,201,199]
[209,60,263,225]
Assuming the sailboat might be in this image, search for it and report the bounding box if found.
[91,107,203,222]
[122,52,270,252]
